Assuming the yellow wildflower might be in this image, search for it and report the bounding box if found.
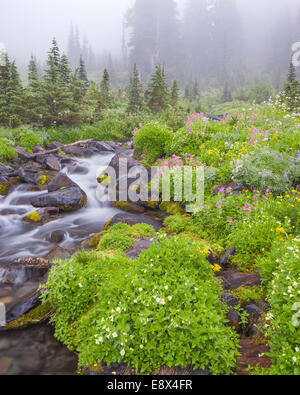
[212,264,222,272]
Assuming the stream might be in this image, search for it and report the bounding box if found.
[0,151,124,375]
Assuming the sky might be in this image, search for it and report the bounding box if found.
[0,0,299,68]
[0,0,136,63]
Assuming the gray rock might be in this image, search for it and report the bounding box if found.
[31,186,87,212]
[221,293,239,308]
[49,230,66,243]
[220,247,236,267]
[106,212,162,232]
[47,173,77,192]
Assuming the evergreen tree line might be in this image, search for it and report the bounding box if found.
[0,39,180,127]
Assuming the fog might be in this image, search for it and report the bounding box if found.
[1,0,300,85]
[0,0,135,61]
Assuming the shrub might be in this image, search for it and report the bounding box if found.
[163,214,193,234]
[133,122,173,164]
[18,131,43,153]
[227,213,278,271]
[232,147,299,194]
[0,141,17,162]
[42,233,239,374]
[255,239,300,375]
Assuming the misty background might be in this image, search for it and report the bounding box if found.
[1,0,300,88]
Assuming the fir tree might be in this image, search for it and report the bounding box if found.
[78,55,89,92]
[147,65,169,113]
[25,56,44,123]
[223,81,233,102]
[0,52,11,124]
[170,79,179,106]
[100,68,110,105]
[42,39,80,125]
[128,63,143,114]
[287,58,297,83]
[6,61,24,126]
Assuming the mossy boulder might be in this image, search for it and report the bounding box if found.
[31,173,87,212]
[5,303,53,331]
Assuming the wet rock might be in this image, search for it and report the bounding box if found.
[31,173,87,212]
[45,141,64,150]
[17,168,40,184]
[99,152,152,205]
[49,230,65,243]
[68,165,89,175]
[0,176,19,196]
[0,175,8,184]
[46,247,73,262]
[32,145,44,153]
[22,207,59,223]
[0,163,13,175]
[87,141,116,152]
[0,358,12,374]
[31,186,87,212]
[219,269,261,291]
[62,145,97,157]
[47,173,77,192]
[226,309,242,332]
[111,201,146,214]
[125,238,152,259]
[0,258,50,286]
[244,304,263,321]
[16,148,32,161]
[37,154,61,172]
[105,213,162,232]
[0,208,27,216]
[220,247,236,267]
[221,293,239,308]
[6,291,42,323]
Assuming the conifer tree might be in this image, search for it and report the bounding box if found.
[42,39,80,125]
[0,52,11,124]
[128,63,143,114]
[287,59,297,83]
[6,61,24,125]
[78,55,89,92]
[26,56,44,123]
[100,68,110,106]
[147,65,169,113]
[170,79,179,106]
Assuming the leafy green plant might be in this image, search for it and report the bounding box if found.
[232,147,299,194]
[0,140,17,162]
[42,233,239,375]
[255,239,300,375]
[133,122,173,164]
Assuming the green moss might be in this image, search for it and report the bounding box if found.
[97,174,110,185]
[23,210,42,223]
[111,201,145,214]
[159,201,184,215]
[5,303,53,331]
[37,175,51,186]
[232,286,267,305]
[0,182,9,195]
[163,214,193,234]
[103,217,113,231]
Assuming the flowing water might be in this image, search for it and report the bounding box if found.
[0,152,120,263]
[0,152,123,375]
